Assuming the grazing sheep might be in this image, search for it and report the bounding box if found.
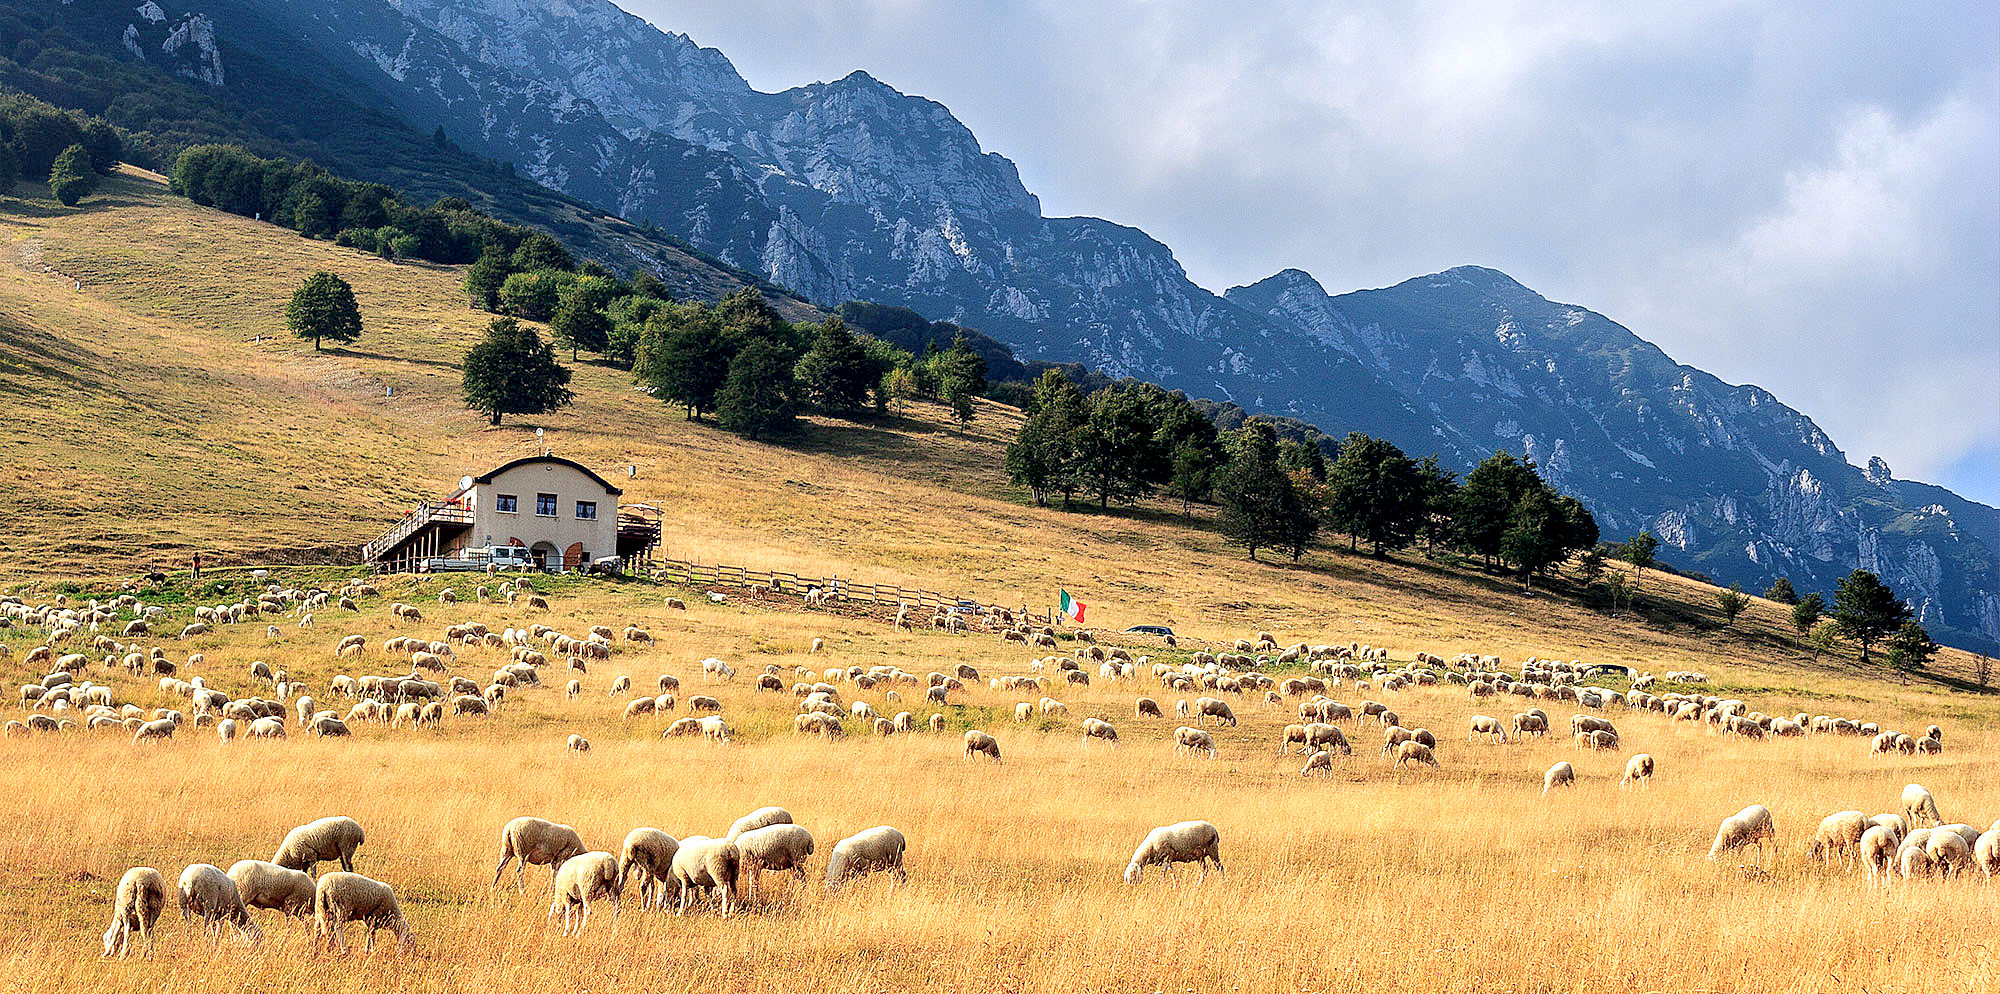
[1926,830,1974,877]
[1811,811,1868,866]
[824,826,907,893]
[1707,804,1776,864]
[1174,726,1217,758]
[494,816,588,891]
[1124,821,1222,884]
[1621,753,1655,788]
[1392,741,1438,769]
[1300,750,1334,777]
[670,836,741,916]
[549,852,623,935]
[1081,717,1119,746]
[1861,825,1900,883]
[274,816,365,874]
[102,867,168,959]
[1544,761,1576,794]
[726,807,794,842]
[1194,697,1237,728]
[132,718,176,743]
[227,860,316,919]
[177,863,260,942]
[1135,697,1163,718]
[964,729,1002,763]
[567,734,590,753]
[1902,783,1941,829]
[735,824,816,901]
[1468,715,1506,744]
[619,829,681,909]
[313,872,411,952]
[1976,828,1999,880]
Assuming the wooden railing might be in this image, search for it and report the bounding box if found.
[359,502,473,564]
[651,557,1051,624]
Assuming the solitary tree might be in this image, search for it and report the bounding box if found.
[1790,592,1825,646]
[460,318,573,425]
[716,339,798,440]
[48,142,97,206]
[1763,577,1799,604]
[1714,584,1751,627]
[285,271,363,350]
[1883,620,1936,684]
[1804,620,1839,662]
[1831,568,1910,663]
[1621,531,1660,592]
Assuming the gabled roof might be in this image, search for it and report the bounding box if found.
[473,455,623,496]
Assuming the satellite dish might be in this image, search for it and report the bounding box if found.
[459,476,474,491]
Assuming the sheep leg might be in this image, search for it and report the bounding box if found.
[341,850,356,873]
[493,855,515,888]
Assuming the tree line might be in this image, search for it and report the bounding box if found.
[171,144,538,266]
[0,92,120,200]
[1004,369,1598,586]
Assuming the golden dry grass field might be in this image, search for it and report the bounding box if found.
[1,172,1997,993]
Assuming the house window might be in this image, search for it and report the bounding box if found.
[575,500,597,520]
[495,494,518,514]
[536,493,558,517]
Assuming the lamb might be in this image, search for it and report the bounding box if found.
[1707,804,1776,864]
[620,829,681,909]
[1123,820,1222,884]
[177,863,261,942]
[1901,783,1941,828]
[1392,741,1438,769]
[1621,753,1655,788]
[549,851,622,935]
[670,836,741,916]
[824,826,907,893]
[226,860,316,919]
[1543,761,1576,794]
[313,872,411,952]
[964,729,1002,762]
[1174,726,1217,758]
[734,824,816,902]
[1810,811,1868,866]
[1300,750,1334,777]
[726,807,794,842]
[1081,717,1119,746]
[494,816,588,890]
[274,816,365,874]
[102,867,167,959]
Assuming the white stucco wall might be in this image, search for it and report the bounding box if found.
[462,460,618,566]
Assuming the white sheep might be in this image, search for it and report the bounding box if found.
[1707,804,1775,864]
[726,807,794,842]
[549,851,623,935]
[1976,828,1999,880]
[1861,824,1900,883]
[274,816,365,874]
[1174,726,1216,758]
[313,872,411,952]
[670,836,741,916]
[494,816,587,890]
[226,860,316,919]
[1081,717,1119,747]
[1124,820,1222,884]
[824,826,907,893]
[735,824,816,902]
[1809,811,1868,866]
[964,729,1002,763]
[616,828,682,909]
[1902,783,1941,828]
[1543,761,1575,794]
[1300,750,1333,777]
[1621,753,1655,788]
[102,867,167,959]
[177,863,261,942]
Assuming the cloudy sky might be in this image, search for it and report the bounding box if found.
[626,0,2000,504]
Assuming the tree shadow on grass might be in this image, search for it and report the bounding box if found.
[331,348,461,371]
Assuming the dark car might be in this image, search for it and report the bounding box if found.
[1123,625,1175,637]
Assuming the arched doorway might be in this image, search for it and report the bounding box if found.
[530,541,559,572]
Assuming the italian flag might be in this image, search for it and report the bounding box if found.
[1059,589,1087,624]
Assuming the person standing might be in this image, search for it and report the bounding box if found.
[190,550,203,580]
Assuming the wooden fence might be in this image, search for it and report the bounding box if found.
[650,557,1053,625]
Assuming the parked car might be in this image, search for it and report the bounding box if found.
[1123,625,1176,637]
[418,544,536,573]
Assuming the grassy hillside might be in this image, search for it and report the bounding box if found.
[2,169,1993,696]
[1,175,1996,993]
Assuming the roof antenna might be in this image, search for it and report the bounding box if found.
[536,427,548,456]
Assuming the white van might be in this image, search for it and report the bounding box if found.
[419,545,536,573]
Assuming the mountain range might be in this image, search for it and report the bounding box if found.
[15,0,1999,653]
